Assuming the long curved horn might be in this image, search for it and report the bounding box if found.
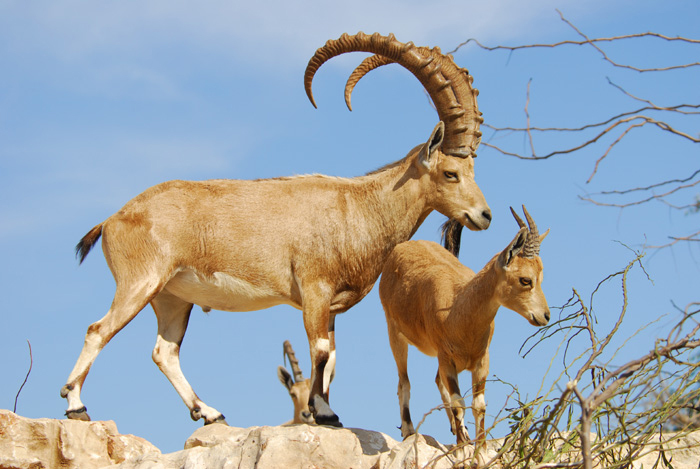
[510,206,541,258]
[344,47,433,111]
[283,340,305,383]
[305,32,483,158]
[344,54,394,111]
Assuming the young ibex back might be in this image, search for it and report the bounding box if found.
[61,32,492,428]
[379,207,549,467]
[277,340,314,425]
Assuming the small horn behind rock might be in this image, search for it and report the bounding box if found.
[283,340,305,383]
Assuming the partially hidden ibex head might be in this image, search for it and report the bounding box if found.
[277,340,314,425]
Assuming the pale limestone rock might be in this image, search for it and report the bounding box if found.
[630,431,700,469]
[0,409,159,469]
[4,409,700,469]
[112,424,458,469]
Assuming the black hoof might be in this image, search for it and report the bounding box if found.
[315,413,343,428]
[310,395,342,427]
[205,414,228,426]
[65,406,91,421]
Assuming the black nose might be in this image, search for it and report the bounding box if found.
[482,209,492,223]
[545,311,551,322]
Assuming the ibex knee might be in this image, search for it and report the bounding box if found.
[472,393,486,415]
[152,342,178,369]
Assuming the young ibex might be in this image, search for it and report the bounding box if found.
[379,207,549,467]
[61,32,492,428]
[277,340,314,425]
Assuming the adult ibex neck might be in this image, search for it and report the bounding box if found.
[362,155,433,247]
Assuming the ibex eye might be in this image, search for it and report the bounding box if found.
[519,277,532,287]
[444,171,458,180]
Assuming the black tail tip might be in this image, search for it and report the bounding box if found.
[440,218,463,258]
[75,241,89,264]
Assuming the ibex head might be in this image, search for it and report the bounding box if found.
[496,206,550,327]
[277,340,314,425]
[305,32,491,231]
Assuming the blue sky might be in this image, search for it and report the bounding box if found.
[1,0,698,454]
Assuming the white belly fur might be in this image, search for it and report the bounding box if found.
[164,269,296,312]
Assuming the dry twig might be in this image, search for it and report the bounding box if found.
[14,340,33,413]
[473,255,700,468]
[451,11,699,250]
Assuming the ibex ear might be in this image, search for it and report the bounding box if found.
[277,366,294,391]
[539,228,550,243]
[498,227,527,268]
[418,122,445,171]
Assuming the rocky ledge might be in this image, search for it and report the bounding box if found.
[0,409,466,468]
[2,409,700,468]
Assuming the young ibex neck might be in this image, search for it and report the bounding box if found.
[453,256,502,326]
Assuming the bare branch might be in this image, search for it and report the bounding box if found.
[456,12,699,250]
[525,78,535,156]
[586,121,646,183]
[450,10,700,72]
[581,176,700,208]
[589,169,700,197]
[484,112,699,163]
[14,340,32,414]
[483,255,700,468]
[644,230,700,249]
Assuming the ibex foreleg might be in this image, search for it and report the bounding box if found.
[387,322,415,438]
[303,284,341,427]
[151,290,226,425]
[323,314,337,395]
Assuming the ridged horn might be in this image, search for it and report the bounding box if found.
[510,206,541,258]
[510,206,526,229]
[283,340,305,383]
[344,54,394,111]
[305,32,482,158]
[344,47,433,111]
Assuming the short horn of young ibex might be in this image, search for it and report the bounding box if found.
[61,32,491,429]
[277,340,314,425]
[379,206,549,467]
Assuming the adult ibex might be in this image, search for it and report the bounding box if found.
[277,340,314,425]
[379,207,549,467]
[61,32,491,427]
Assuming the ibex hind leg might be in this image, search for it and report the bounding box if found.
[151,290,226,425]
[62,279,163,420]
[387,320,415,438]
